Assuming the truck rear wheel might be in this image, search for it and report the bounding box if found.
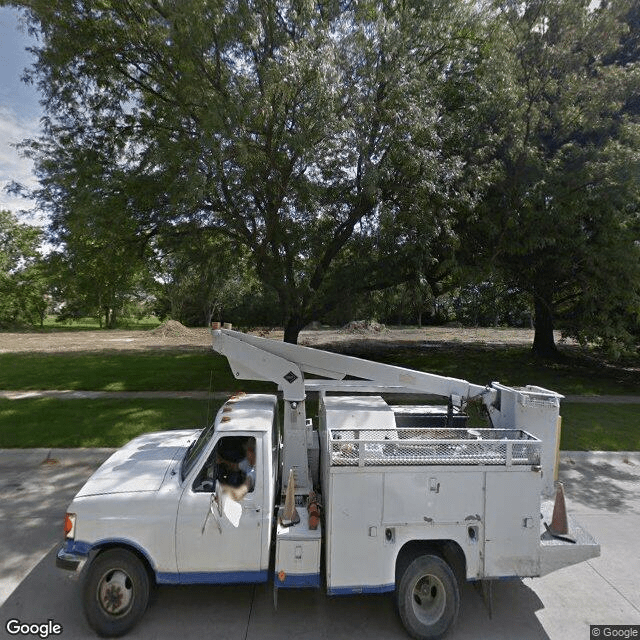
[83,548,150,637]
[397,554,459,640]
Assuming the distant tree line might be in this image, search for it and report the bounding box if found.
[0,207,534,331]
[2,0,639,357]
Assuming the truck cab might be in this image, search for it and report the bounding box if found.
[58,394,279,636]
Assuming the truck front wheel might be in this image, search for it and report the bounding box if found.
[397,554,459,640]
[83,548,150,637]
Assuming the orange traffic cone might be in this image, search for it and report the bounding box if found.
[549,482,569,536]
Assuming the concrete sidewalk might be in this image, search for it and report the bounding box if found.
[0,450,638,640]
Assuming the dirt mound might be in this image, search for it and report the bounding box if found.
[148,320,195,338]
[341,320,387,334]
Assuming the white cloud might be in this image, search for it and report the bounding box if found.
[0,104,46,224]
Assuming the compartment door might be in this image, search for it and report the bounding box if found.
[483,471,541,578]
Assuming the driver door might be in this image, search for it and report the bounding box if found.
[175,434,265,582]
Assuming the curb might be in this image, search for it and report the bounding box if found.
[560,451,640,464]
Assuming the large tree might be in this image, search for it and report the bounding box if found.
[459,0,640,357]
[11,0,488,342]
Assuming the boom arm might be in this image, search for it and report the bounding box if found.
[211,329,563,497]
[211,328,492,402]
[211,329,498,495]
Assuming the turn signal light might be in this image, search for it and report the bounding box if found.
[64,513,76,539]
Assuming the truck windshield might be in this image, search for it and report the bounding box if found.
[181,422,216,481]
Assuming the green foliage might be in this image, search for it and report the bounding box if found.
[0,210,47,327]
[43,181,154,328]
[449,281,532,328]
[2,0,639,348]
[152,226,256,326]
[13,0,491,342]
[40,315,161,331]
[459,0,640,357]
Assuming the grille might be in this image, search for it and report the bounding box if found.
[328,428,540,467]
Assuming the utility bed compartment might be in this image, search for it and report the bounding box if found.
[319,422,546,591]
[317,394,599,594]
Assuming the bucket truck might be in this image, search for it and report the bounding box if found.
[56,328,599,639]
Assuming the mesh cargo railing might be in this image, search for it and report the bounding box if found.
[328,428,541,467]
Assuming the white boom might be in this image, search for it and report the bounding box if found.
[211,329,563,496]
[211,328,491,401]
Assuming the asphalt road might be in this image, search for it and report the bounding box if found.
[0,449,639,640]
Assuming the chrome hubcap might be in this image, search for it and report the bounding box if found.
[98,569,133,617]
[411,573,446,625]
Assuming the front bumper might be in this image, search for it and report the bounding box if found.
[56,545,87,573]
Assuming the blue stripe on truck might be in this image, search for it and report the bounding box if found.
[157,570,268,585]
[275,572,321,588]
[327,584,395,595]
[63,539,269,586]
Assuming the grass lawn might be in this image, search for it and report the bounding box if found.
[38,316,162,332]
[455,399,640,451]
[0,339,638,451]
[370,345,640,396]
[0,352,273,393]
[0,344,638,396]
[0,398,222,448]
[1,397,637,451]
[559,403,640,451]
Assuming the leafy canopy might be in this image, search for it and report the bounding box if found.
[14,0,489,341]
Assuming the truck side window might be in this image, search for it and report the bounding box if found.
[192,449,217,493]
[193,436,256,495]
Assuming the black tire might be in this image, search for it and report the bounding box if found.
[82,548,150,637]
[397,554,460,640]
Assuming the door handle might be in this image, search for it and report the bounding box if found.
[244,505,261,513]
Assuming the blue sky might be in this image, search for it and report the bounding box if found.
[0,6,43,221]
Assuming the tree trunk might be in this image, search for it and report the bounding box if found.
[532,293,560,359]
[283,315,304,344]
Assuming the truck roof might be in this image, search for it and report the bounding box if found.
[215,393,277,434]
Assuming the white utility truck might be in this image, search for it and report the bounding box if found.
[57,328,600,638]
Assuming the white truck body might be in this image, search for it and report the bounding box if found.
[57,329,600,638]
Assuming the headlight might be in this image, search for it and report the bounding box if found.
[63,513,76,539]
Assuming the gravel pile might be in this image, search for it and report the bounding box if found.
[148,320,195,338]
[341,320,387,334]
